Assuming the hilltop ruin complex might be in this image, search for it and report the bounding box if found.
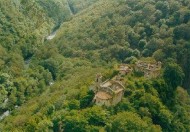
[91,61,161,106]
[135,61,162,78]
[117,64,133,75]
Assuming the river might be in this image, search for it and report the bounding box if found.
[46,31,57,40]
[0,111,10,121]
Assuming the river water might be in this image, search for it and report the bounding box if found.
[46,31,56,40]
[0,111,10,121]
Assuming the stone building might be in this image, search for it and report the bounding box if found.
[92,74,125,106]
[117,64,133,75]
[135,61,162,78]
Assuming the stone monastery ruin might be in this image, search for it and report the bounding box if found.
[92,74,125,106]
[91,60,162,107]
[135,61,162,78]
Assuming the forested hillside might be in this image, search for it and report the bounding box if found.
[0,0,190,131]
[55,0,190,91]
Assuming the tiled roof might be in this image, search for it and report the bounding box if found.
[100,80,112,87]
[114,89,124,94]
[95,91,112,100]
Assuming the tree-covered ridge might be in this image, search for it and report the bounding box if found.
[0,0,98,120]
[67,0,99,14]
[0,0,190,131]
[36,0,99,29]
[36,0,72,29]
[54,0,190,91]
[1,65,190,131]
[0,0,54,114]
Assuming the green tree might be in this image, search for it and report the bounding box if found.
[83,106,107,126]
[156,1,169,17]
[68,100,80,110]
[63,111,88,132]
[36,119,53,132]
[163,63,185,89]
[153,49,165,61]
[138,39,147,50]
[80,90,94,108]
[106,112,159,132]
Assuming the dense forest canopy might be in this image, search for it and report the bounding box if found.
[0,0,190,131]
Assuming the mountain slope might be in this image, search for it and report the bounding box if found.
[0,0,190,131]
[54,0,190,91]
[0,0,54,114]
[0,0,98,119]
